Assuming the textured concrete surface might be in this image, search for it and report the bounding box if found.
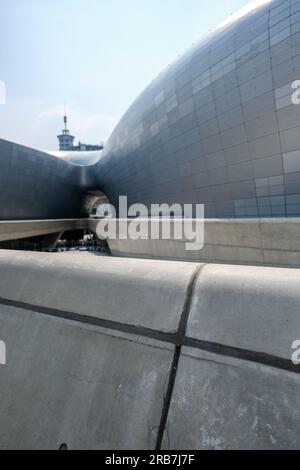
[103,218,300,268]
[164,348,300,450]
[0,250,199,332]
[0,219,88,242]
[187,263,300,360]
[3,217,300,268]
[0,250,299,449]
[0,305,173,450]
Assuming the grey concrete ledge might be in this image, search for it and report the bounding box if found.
[103,217,300,268]
[2,217,300,268]
[0,250,199,333]
[0,219,88,242]
[0,251,300,448]
[0,250,299,363]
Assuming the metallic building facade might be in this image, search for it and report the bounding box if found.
[95,0,300,218]
[0,139,86,220]
[2,0,300,220]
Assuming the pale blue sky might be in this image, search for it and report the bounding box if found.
[0,0,250,150]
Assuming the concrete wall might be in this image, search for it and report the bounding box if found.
[1,217,300,268]
[0,219,87,243]
[0,250,299,449]
[94,217,300,268]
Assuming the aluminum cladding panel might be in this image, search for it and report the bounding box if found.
[96,0,300,218]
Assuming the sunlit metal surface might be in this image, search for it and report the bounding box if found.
[95,0,300,218]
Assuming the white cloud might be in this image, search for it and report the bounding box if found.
[0,80,6,105]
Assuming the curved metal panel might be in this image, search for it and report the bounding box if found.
[96,0,300,218]
[0,139,85,220]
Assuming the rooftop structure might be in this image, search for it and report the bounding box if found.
[57,115,104,152]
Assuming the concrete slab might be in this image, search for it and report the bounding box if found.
[0,304,174,449]
[187,264,300,360]
[163,348,300,450]
[0,219,87,242]
[104,218,300,268]
[0,250,199,333]
[0,251,299,449]
[2,218,300,268]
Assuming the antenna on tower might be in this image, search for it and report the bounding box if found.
[57,112,74,151]
[64,115,67,133]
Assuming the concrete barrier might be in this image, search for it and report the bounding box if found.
[0,219,87,242]
[102,218,300,268]
[2,218,300,269]
[0,251,299,449]
[0,251,198,332]
[165,264,300,450]
[165,348,300,450]
[187,264,300,360]
[0,306,174,449]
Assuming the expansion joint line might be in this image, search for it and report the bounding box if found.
[0,295,298,377]
[155,264,204,451]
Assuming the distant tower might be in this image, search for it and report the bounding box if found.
[57,115,75,151]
